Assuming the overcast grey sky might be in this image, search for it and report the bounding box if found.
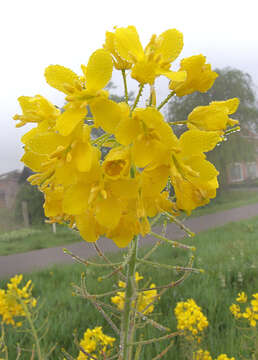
[1,0,258,174]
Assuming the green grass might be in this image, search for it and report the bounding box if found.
[0,225,80,256]
[1,216,258,359]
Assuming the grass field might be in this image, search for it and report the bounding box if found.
[1,216,258,359]
[1,188,258,257]
[0,225,81,256]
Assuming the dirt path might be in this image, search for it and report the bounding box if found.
[1,203,258,279]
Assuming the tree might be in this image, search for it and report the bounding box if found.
[15,167,45,225]
[168,68,258,188]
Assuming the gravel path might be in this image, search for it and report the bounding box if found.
[1,203,258,279]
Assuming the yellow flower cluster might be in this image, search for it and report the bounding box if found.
[111,272,157,314]
[0,275,37,327]
[194,349,235,360]
[77,326,115,360]
[230,292,258,327]
[14,26,239,247]
[174,299,208,337]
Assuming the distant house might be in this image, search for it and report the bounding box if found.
[0,170,21,209]
[227,131,258,184]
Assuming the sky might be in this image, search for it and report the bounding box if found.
[1,0,258,174]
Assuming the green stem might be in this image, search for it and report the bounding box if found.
[21,301,43,360]
[164,212,195,237]
[168,120,187,125]
[157,91,175,111]
[131,85,144,112]
[149,232,196,251]
[63,248,122,267]
[0,323,8,360]
[91,133,111,145]
[120,236,138,360]
[130,331,181,346]
[122,70,128,104]
[137,258,201,273]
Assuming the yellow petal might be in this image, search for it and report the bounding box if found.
[44,187,64,217]
[76,213,99,243]
[107,178,140,199]
[141,165,170,197]
[44,198,63,218]
[131,61,157,84]
[114,26,144,62]
[187,105,227,131]
[95,197,122,229]
[63,183,91,215]
[158,69,186,82]
[156,29,184,63]
[56,106,87,136]
[115,116,141,146]
[132,136,163,167]
[107,215,135,248]
[83,49,113,92]
[211,98,240,114]
[55,162,77,186]
[90,98,122,133]
[27,132,69,155]
[44,65,80,94]
[21,128,38,144]
[179,129,222,155]
[188,156,219,182]
[72,142,93,172]
[21,151,48,172]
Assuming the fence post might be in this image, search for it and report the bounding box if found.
[21,201,30,227]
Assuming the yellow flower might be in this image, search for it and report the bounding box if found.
[187,98,239,132]
[230,291,258,326]
[111,273,157,314]
[116,107,179,167]
[216,355,235,360]
[229,304,242,319]
[45,49,113,136]
[0,275,37,327]
[236,291,247,303]
[77,327,115,360]
[169,54,218,96]
[174,299,209,337]
[251,293,258,312]
[15,26,227,249]
[105,26,186,84]
[170,129,221,214]
[13,95,60,128]
[104,30,132,70]
[193,349,212,360]
[103,147,131,179]
[242,307,257,327]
